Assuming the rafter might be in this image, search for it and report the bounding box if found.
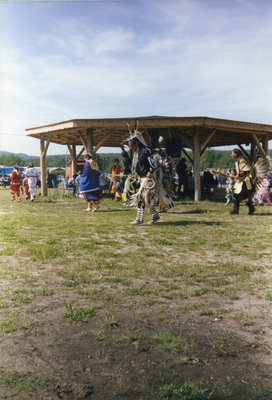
[251,133,266,157]
[200,129,216,155]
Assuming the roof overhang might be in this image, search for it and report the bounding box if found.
[25,116,272,149]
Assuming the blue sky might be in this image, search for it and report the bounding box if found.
[1,0,272,156]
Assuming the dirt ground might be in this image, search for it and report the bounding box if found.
[1,273,272,400]
[0,196,272,399]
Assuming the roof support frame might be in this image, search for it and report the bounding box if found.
[193,131,201,201]
[200,129,217,156]
[40,136,51,196]
[181,147,193,164]
[251,133,266,157]
[238,144,250,160]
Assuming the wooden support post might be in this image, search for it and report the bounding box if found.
[263,134,269,155]
[250,141,256,163]
[40,136,50,196]
[193,132,201,202]
[87,128,94,155]
[67,144,77,176]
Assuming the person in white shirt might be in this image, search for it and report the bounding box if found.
[24,163,40,201]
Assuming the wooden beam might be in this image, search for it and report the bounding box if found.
[263,134,269,154]
[193,132,201,201]
[200,129,216,155]
[87,128,94,154]
[41,137,51,159]
[251,133,266,157]
[76,146,85,161]
[180,135,193,150]
[238,144,250,160]
[40,137,49,196]
[250,142,256,163]
[67,144,77,176]
[93,132,112,154]
[181,147,193,164]
[79,133,87,152]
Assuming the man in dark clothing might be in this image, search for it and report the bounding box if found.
[129,136,160,225]
[176,158,188,198]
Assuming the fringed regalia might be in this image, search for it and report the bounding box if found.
[211,154,271,214]
[123,127,174,225]
[10,168,22,201]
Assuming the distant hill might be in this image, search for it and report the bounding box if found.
[0,151,65,159]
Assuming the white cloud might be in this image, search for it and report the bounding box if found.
[1,0,272,155]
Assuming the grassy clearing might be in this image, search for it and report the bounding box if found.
[0,189,272,399]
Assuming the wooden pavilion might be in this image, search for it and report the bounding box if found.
[25,116,272,200]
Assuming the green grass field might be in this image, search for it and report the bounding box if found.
[0,189,271,399]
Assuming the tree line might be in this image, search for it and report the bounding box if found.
[1,149,271,174]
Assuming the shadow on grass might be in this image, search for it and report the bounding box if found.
[253,212,272,216]
[98,208,131,213]
[152,220,222,226]
[170,210,208,215]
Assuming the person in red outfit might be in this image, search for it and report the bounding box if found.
[10,165,22,202]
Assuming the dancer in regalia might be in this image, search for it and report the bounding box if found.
[10,165,22,202]
[123,123,174,225]
[78,153,101,212]
[230,149,255,215]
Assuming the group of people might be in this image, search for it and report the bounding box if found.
[9,138,271,221]
[10,163,40,202]
[219,149,271,215]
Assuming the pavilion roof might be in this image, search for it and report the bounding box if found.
[26,115,272,149]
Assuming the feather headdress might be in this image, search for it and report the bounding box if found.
[123,120,147,147]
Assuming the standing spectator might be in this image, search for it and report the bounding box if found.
[203,169,218,200]
[68,174,78,196]
[176,158,188,198]
[25,163,40,202]
[10,165,22,202]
